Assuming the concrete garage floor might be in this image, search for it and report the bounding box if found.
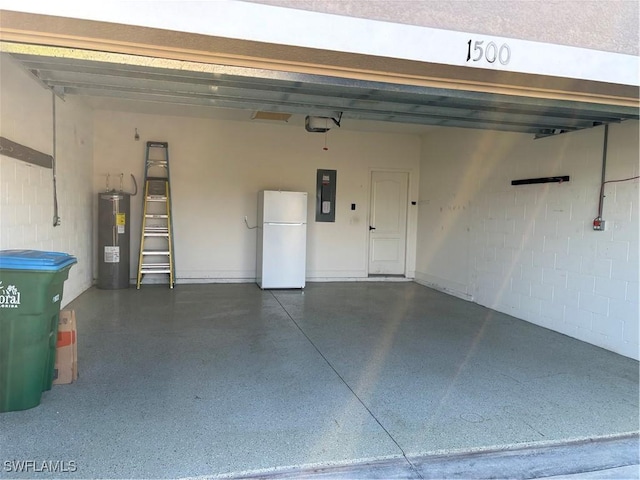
[0,282,638,479]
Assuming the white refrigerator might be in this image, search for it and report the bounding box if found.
[256,190,307,289]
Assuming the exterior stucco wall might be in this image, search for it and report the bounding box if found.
[249,0,639,55]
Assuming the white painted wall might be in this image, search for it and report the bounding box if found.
[0,54,94,306]
[416,122,639,359]
[92,111,420,283]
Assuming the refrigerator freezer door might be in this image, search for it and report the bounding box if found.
[260,223,306,289]
[262,191,307,224]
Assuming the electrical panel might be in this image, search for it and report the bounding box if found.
[316,169,336,222]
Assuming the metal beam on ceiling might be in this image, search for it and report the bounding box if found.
[2,41,637,137]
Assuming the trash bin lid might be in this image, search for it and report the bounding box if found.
[0,250,77,271]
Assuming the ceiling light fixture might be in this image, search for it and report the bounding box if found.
[252,111,292,122]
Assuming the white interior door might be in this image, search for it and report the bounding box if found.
[368,171,409,275]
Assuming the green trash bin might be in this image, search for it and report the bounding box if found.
[0,250,77,412]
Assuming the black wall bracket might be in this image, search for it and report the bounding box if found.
[511,176,570,186]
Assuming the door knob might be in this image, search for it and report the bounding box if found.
[369,226,376,230]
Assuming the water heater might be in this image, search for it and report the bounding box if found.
[97,191,131,289]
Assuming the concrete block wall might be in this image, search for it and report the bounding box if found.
[417,122,639,359]
[0,54,94,306]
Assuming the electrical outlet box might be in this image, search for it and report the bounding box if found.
[593,218,606,231]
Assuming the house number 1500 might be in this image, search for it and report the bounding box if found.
[466,39,511,65]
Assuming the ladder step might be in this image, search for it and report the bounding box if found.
[144,233,169,237]
[145,214,169,218]
[146,164,167,171]
[140,267,172,273]
[146,195,167,201]
[142,250,170,255]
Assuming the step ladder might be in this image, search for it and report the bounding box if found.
[137,141,175,288]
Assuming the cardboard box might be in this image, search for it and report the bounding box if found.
[53,309,78,385]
